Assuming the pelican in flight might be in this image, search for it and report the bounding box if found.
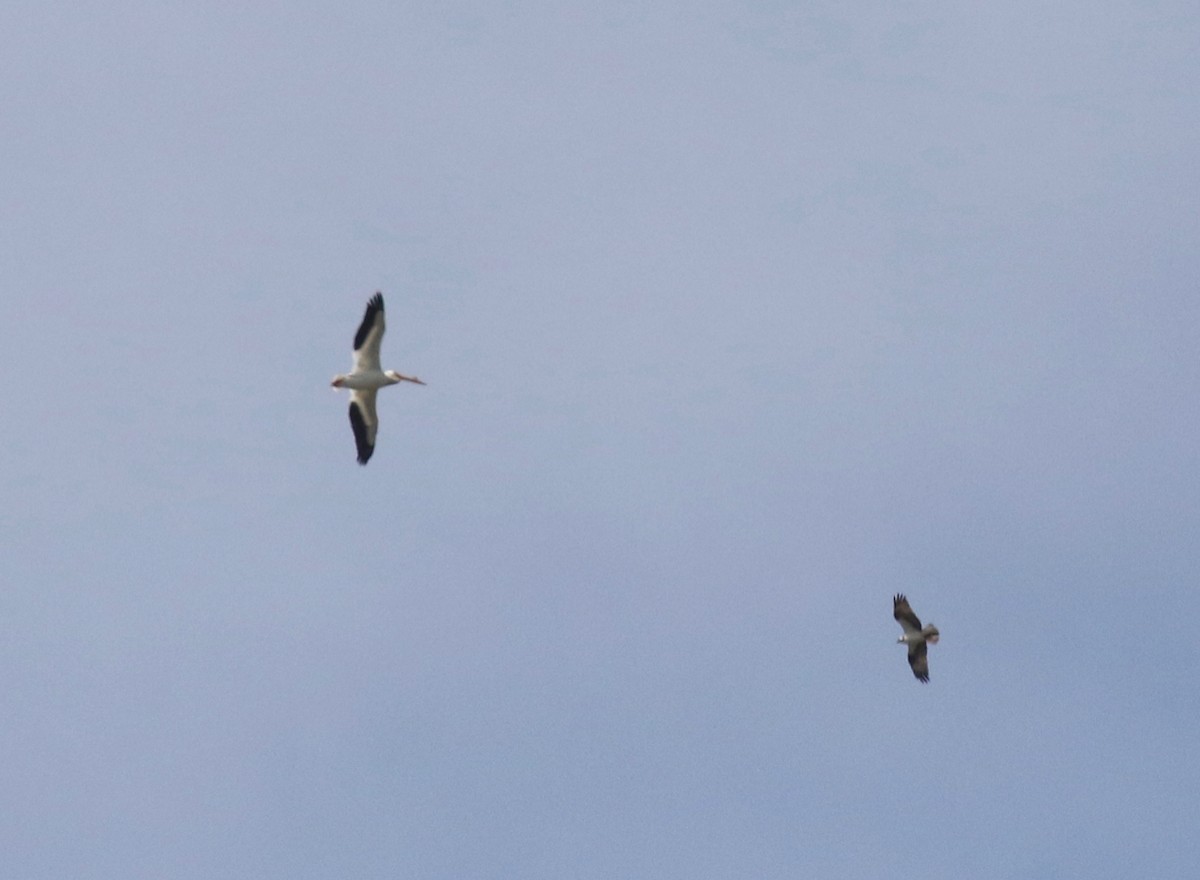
[893,594,939,683]
[331,292,425,464]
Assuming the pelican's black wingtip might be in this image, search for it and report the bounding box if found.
[348,400,375,465]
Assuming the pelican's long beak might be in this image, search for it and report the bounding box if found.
[405,376,426,386]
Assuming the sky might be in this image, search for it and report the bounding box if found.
[2,2,1199,877]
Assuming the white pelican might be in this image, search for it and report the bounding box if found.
[893,594,939,683]
[331,292,425,465]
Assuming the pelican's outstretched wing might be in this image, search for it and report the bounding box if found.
[352,293,386,373]
[348,389,378,465]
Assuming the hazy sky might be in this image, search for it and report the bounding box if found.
[3,2,1199,877]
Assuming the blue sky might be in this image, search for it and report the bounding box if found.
[3,2,1199,877]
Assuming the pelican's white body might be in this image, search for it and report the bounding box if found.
[335,370,403,392]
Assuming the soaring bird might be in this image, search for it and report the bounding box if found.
[893,594,939,683]
[330,292,425,464]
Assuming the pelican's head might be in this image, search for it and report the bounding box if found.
[385,370,426,386]
[331,375,345,388]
